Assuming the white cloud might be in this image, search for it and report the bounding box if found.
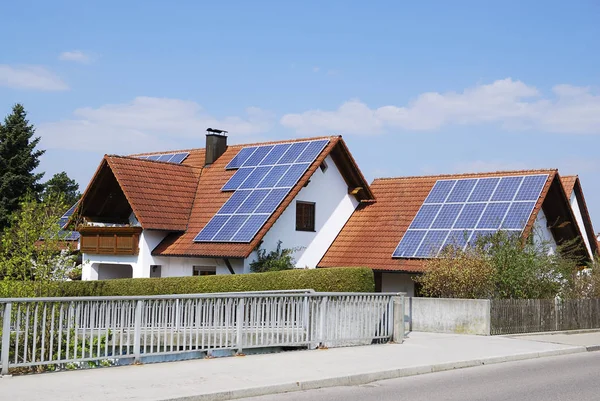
[59,50,94,64]
[281,78,600,135]
[38,97,275,153]
[0,65,69,91]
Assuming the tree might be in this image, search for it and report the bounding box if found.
[43,172,81,206]
[0,194,77,291]
[250,241,298,273]
[0,104,45,230]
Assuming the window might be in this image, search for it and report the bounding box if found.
[296,201,315,231]
[193,266,216,276]
[319,160,328,173]
[150,265,161,278]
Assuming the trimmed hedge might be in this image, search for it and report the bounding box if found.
[0,267,374,298]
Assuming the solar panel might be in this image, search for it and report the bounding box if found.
[58,201,81,241]
[195,139,330,243]
[242,145,274,167]
[137,152,189,164]
[169,153,189,163]
[392,174,548,258]
[260,144,291,166]
[226,147,258,169]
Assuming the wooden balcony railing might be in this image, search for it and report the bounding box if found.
[78,226,142,255]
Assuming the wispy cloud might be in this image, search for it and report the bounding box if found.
[281,78,600,135]
[0,65,69,91]
[39,97,275,153]
[59,50,94,64]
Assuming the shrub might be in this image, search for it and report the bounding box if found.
[0,267,374,298]
[416,246,496,299]
[250,241,298,273]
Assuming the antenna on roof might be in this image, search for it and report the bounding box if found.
[206,128,228,135]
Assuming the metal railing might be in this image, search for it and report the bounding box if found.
[0,292,404,374]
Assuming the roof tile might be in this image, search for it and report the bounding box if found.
[319,169,557,272]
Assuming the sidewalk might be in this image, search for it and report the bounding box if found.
[0,332,592,401]
[508,330,600,351]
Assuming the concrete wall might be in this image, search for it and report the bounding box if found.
[247,154,359,271]
[82,228,244,280]
[406,297,491,335]
[381,273,415,297]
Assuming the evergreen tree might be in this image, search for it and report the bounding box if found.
[43,171,81,206]
[0,104,45,230]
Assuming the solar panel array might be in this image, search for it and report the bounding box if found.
[194,139,329,243]
[59,201,81,241]
[137,152,189,163]
[392,174,548,258]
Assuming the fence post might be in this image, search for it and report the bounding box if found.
[317,297,328,348]
[236,298,245,354]
[133,300,143,364]
[1,303,12,375]
[554,298,560,331]
[392,296,404,343]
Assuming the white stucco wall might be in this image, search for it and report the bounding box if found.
[381,273,415,297]
[245,155,359,272]
[532,208,558,255]
[569,192,593,258]
[82,228,244,280]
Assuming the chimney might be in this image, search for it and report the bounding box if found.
[205,128,228,166]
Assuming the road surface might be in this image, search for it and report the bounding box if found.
[244,351,600,401]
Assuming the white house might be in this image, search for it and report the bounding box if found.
[75,132,374,280]
[71,131,597,294]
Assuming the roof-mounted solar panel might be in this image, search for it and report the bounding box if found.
[195,139,329,243]
[136,152,189,164]
[392,174,548,259]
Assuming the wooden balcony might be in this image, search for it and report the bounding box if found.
[78,226,142,255]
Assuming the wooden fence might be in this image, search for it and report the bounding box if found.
[490,298,600,335]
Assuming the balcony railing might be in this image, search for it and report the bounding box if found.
[78,226,142,255]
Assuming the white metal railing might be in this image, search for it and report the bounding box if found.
[0,292,405,375]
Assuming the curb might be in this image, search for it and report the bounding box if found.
[162,346,586,401]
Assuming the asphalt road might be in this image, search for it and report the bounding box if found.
[244,352,600,401]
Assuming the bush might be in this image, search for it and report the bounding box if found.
[250,241,297,273]
[0,267,374,298]
[416,230,585,300]
[416,246,496,299]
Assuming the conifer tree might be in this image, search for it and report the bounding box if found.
[0,104,45,230]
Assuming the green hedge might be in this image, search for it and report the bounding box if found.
[0,267,374,298]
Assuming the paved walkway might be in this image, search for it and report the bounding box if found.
[509,330,600,350]
[0,332,594,401]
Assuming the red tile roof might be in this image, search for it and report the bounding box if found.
[105,156,199,231]
[154,136,375,258]
[560,176,577,198]
[79,136,373,259]
[319,169,558,273]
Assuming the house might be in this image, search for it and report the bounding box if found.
[75,132,374,280]
[319,170,598,295]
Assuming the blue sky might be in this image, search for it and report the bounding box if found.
[1,1,599,228]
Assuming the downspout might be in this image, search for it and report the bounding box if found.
[223,258,236,274]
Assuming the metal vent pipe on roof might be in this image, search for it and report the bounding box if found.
[205,128,228,166]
